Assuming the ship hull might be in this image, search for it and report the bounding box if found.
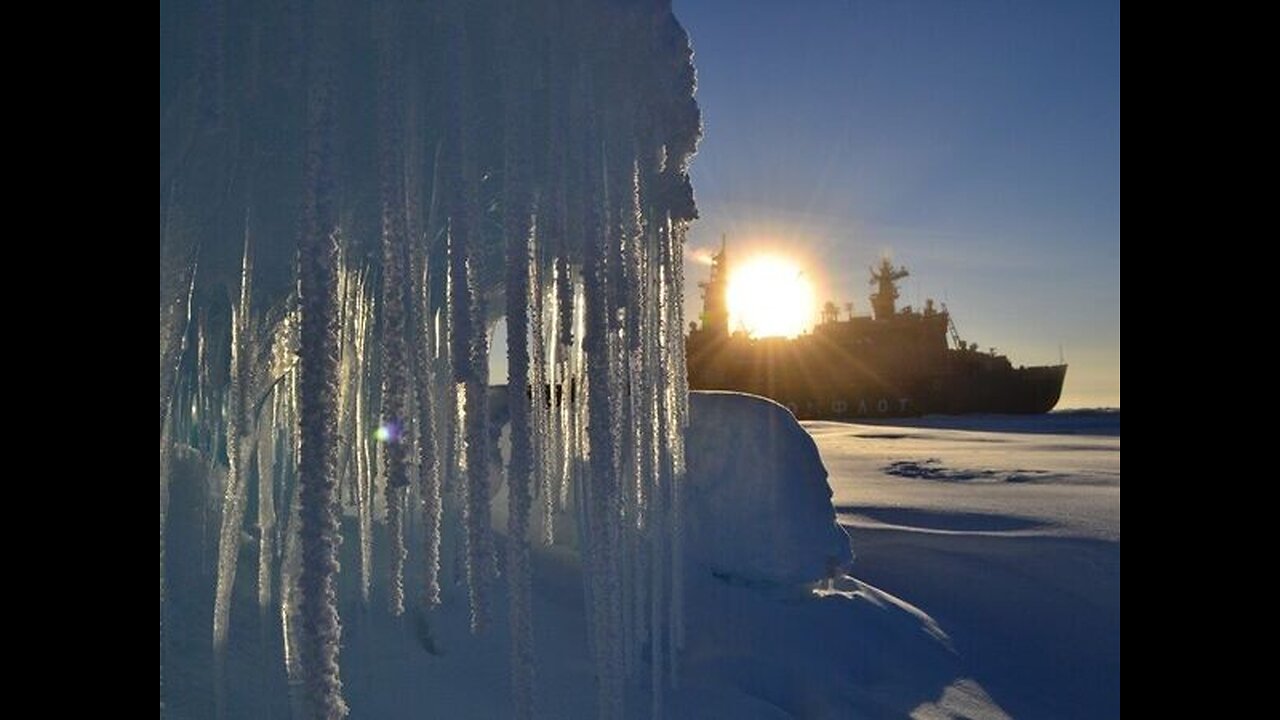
[686,333,1067,420]
[932,363,1067,415]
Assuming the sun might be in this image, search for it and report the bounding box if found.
[726,256,814,338]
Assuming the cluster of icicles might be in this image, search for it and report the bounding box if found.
[159,1,701,718]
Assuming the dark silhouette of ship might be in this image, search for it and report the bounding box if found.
[685,242,1067,418]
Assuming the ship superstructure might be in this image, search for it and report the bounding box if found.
[686,248,1066,418]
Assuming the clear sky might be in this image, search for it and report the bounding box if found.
[674,0,1120,408]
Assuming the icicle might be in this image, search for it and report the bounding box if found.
[400,68,443,612]
[465,269,494,634]
[554,258,576,519]
[258,386,278,621]
[378,0,412,618]
[385,488,409,616]
[531,259,552,546]
[415,237,443,608]
[213,218,255,719]
[159,214,197,437]
[570,277,587,519]
[280,452,306,720]
[295,0,348,712]
[159,199,195,712]
[502,6,540,703]
[505,223,536,720]
[444,0,493,632]
[348,271,376,608]
[669,220,690,662]
[452,377,472,592]
[583,127,629,718]
[450,240,492,634]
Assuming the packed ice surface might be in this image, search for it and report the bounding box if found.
[812,411,1121,719]
[811,412,1121,541]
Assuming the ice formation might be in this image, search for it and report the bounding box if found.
[159,1,700,717]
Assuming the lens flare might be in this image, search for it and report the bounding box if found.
[375,421,402,444]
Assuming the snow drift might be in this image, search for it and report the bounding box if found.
[684,391,852,586]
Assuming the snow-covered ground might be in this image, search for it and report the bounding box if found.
[162,398,1117,719]
[809,412,1120,719]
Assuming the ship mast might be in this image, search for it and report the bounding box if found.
[869,257,909,320]
[699,235,730,337]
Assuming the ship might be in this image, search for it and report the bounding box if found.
[685,242,1067,419]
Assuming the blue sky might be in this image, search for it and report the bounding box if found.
[674,0,1120,407]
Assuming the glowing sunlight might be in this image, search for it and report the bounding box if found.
[727,256,814,338]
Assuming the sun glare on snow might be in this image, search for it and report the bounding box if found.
[727,256,814,338]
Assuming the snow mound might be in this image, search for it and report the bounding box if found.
[685,391,852,586]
